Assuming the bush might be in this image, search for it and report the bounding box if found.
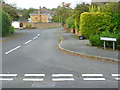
[2,11,12,36]
[80,12,111,38]
[89,35,103,46]
[66,17,74,28]
[38,21,43,23]
[116,34,120,50]
[10,26,15,34]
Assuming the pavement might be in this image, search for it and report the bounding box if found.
[1,28,119,88]
[58,30,119,62]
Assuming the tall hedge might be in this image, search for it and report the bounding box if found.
[2,11,12,36]
[80,12,112,38]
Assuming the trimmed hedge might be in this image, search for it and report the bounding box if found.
[2,11,12,36]
[80,12,112,38]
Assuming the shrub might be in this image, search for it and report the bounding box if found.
[10,26,15,34]
[2,11,12,36]
[80,12,111,38]
[89,35,103,46]
[66,17,74,28]
[38,21,43,23]
[116,34,120,50]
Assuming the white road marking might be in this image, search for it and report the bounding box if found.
[25,74,45,77]
[52,74,73,77]
[82,74,103,76]
[83,78,106,81]
[52,78,74,81]
[111,74,120,76]
[5,46,21,54]
[0,74,17,77]
[33,36,38,40]
[115,78,120,80]
[0,78,13,81]
[23,78,43,81]
[24,40,32,44]
[37,34,40,36]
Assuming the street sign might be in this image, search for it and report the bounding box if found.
[100,37,117,41]
[100,37,117,50]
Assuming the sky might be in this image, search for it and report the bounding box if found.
[6,0,92,9]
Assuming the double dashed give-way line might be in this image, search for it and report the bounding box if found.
[0,74,119,82]
[0,74,17,81]
[5,34,40,55]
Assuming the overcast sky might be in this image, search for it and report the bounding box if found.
[6,0,92,9]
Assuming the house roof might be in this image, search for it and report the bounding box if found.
[30,9,55,16]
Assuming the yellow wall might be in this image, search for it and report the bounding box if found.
[30,14,48,22]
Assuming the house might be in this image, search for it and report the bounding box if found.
[29,7,54,23]
[12,12,29,29]
[91,0,119,5]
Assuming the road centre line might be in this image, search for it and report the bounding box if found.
[5,46,21,55]
[33,36,38,40]
[0,74,17,77]
[82,74,103,77]
[37,34,40,36]
[23,78,43,81]
[24,40,32,45]
[52,78,74,81]
[25,74,45,77]
[0,78,13,81]
[83,78,106,81]
[52,74,73,77]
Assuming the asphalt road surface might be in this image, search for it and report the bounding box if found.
[2,28,119,88]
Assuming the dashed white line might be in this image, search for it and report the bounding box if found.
[25,74,45,77]
[33,36,38,40]
[0,78,13,81]
[52,74,73,77]
[24,40,32,45]
[5,46,21,54]
[23,78,43,81]
[52,78,74,81]
[0,74,17,77]
[82,74,103,76]
[37,34,40,37]
[83,78,106,81]
[111,74,120,77]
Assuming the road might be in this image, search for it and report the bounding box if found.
[2,28,119,88]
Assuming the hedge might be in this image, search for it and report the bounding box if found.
[80,12,112,38]
[2,11,12,36]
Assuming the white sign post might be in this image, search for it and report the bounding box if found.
[100,37,117,50]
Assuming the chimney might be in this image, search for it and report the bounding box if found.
[38,10,40,14]
[38,6,41,14]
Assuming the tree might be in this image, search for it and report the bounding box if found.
[2,3,19,21]
[52,3,72,25]
[22,8,36,19]
[73,3,90,31]
[2,11,12,36]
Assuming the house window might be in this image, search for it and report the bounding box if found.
[36,17,38,19]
